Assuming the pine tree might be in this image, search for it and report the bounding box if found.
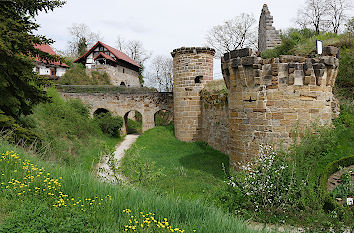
[0,0,65,119]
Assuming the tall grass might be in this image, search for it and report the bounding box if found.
[20,88,120,170]
[121,125,230,201]
[0,141,262,233]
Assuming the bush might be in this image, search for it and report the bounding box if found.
[319,155,354,211]
[24,88,104,164]
[262,28,316,58]
[335,46,354,100]
[0,110,42,147]
[94,112,123,137]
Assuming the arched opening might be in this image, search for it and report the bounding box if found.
[93,108,109,116]
[93,108,124,137]
[124,110,142,134]
[194,75,203,84]
[120,82,126,86]
[154,109,173,126]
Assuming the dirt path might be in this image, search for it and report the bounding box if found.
[96,134,139,183]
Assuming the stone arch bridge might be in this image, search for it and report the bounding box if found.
[60,91,173,134]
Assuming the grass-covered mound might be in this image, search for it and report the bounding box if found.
[120,125,230,201]
[58,63,111,85]
[0,141,261,233]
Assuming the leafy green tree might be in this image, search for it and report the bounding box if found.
[0,0,65,119]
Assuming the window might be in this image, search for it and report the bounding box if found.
[123,68,125,73]
[194,75,203,83]
[50,67,56,76]
[120,82,126,86]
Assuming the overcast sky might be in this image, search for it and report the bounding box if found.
[35,0,352,79]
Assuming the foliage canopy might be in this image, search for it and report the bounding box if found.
[0,0,65,119]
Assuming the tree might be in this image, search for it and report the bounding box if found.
[0,0,65,119]
[115,37,151,65]
[345,17,354,34]
[326,0,352,34]
[206,13,257,57]
[296,0,329,34]
[145,55,173,92]
[77,37,88,56]
[115,37,151,85]
[67,23,102,58]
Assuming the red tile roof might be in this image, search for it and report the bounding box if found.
[74,41,141,68]
[94,52,116,63]
[34,44,69,68]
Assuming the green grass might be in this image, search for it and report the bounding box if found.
[20,87,121,171]
[0,140,262,233]
[121,125,229,201]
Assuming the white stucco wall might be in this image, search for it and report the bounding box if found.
[33,64,67,77]
[56,67,67,77]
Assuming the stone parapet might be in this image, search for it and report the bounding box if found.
[221,47,339,167]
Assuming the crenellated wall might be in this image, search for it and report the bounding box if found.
[221,47,340,167]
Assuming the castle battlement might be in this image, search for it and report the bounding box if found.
[221,47,340,166]
[222,47,339,90]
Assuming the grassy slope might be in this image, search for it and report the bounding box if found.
[0,141,261,233]
[121,126,229,201]
[23,88,121,171]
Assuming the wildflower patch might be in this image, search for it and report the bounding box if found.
[0,151,111,212]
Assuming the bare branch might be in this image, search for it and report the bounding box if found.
[206,13,257,57]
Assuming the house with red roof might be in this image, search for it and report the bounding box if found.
[74,41,141,87]
[33,44,69,79]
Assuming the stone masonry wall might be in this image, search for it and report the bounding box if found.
[171,47,215,142]
[222,47,339,167]
[87,64,141,87]
[258,4,282,53]
[201,96,229,155]
[60,92,173,133]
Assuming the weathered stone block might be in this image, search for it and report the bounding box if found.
[279,55,306,63]
[241,56,258,66]
[231,57,241,68]
[230,48,252,58]
[320,56,335,66]
[304,76,316,85]
[322,46,339,56]
[294,70,304,85]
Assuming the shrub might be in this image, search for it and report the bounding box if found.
[24,88,103,163]
[94,112,123,137]
[58,63,111,85]
[0,110,42,147]
[225,145,298,217]
[335,46,354,100]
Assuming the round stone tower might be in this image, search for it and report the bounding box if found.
[171,47,215,142]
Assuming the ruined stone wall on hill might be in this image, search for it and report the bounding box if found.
[221,47,340,167]
[258,4,282,53]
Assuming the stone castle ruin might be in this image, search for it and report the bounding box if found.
[258,4,282,52]
[171,5,340,168]
[60,4,340,169]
